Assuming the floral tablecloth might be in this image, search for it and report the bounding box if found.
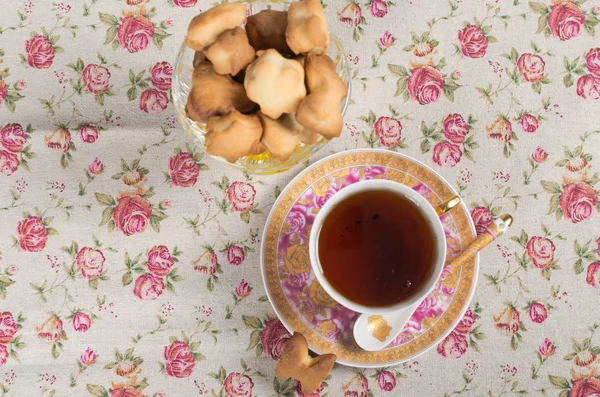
[1,0,600,396]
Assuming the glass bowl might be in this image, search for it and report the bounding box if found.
[172,1,351,174]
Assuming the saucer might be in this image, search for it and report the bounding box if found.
[260,149,478,367]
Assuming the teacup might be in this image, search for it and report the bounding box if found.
[308,179,460,347]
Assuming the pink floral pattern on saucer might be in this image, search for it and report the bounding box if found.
[276,165,465,351]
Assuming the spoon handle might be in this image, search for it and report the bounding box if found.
[353,214,514,352]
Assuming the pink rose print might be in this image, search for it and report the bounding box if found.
[133,274,165,300]
[454,308,476,334]
[169,152,199,187]
[139,88,169,114]
[547,2,585,41]
[227,181,256,212]
[0,345,7,367]
[224,372,254,397]
[0,150,19,176]
[235,279,252,298]
[432,141,462,168]
[0,312,17,344]
[559,182,598,223]
[586,262,600,288]
[227,245,245,265]
[526,236,556,269]
[147,245,174,277]
[373,116,402,147]
[164,341,195,378]
[112,195,153,236]
[296,381,323,397]
[72,312,91,332]
[493,307,520,336]
[173,0,198,7]
[597,237,600,256]
[80,347,97,366]
[193,249,217,274]
[407,66,444,105]
[529,302,548,324]
[576,75,600,100]
[436,331,468,358]
[45,127,72,153]
[36,315,63,344]
[470,206,493,235]
[260,319,291,360]
[370,0,388,18]
[443,114,470,144]
[81,64,111,94]
[517,54,546,83]
[110,387,144,397]
[76,247,106,279]
[539,338,555,358]
[88,158,104,175]
[80,124,99,143]
[377,370,396,391]
[342,374,369,397]
[570,378,600,397]
[117,15,154,53]
[458,25,488,58]
[520,114,539,133]
[17,216,48,252]
[338,3,362,27]
[25,35,55,69]
[150,61,173,91]
[586,48,600,77]
[0,123,27,152]
[532,147,548,163]
[486,117,512,143]
[379,31,395,48]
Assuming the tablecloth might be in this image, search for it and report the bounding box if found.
[1,0,600,395]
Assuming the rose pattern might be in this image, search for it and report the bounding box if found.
[0,123,27,152]
[82,64,111,95]
[379,31,395,48]
[559,182,598,223]
[470,206,493,235]
[260,319,290,360]
[539,338,555,358]
[373,116,402,147]
[117,16,154,53]
[486,117,512,143]
[570,378,600,397]
[520,113,539,133]
[169,152,199,187]
[547,2,585,41]
[0,150,19,176]
[172,0,198,7]
[407,66,444,105]
[76,247,106,279]
[89,158,104,175]
[458,25,488,58]
[529,302,548,323]
[532,146,548,163]
[112,195,152,236]
[370,0,388,18]
[36,316,63,344]
[493,307,520,336]
[235,280,251,298]
[224,372,254,397]
[377,370,396,391]
[577,75,600,100]
[0,312,17,344]
[432,141,462,168]
[80,125,99,143]
[139,88,169,114]
[110,387,144,397]
[164,341,195,378]
[80,347,97,366]
[586,48,600,78]
[147,245,174,276]
[150,61,172,91]
[25,35,55,69]
[517,54,545,83]
[133,274,165,300]
[586,262,600,288]
[227,245,245,266]
[45,128,71,152]
[436,331,468,358]
[17,216,48,252]
[526,236,556,269]
[0,345,7,367]
[227,182,256,212]
[72,312,91,332]
[443,113,470,144]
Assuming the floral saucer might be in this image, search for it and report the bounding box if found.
[260,149,478,367]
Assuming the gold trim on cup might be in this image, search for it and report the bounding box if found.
[435,196,461,216]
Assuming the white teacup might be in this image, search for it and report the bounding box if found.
[308,179,460,350]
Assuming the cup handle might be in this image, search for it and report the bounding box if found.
[435,196,461,216]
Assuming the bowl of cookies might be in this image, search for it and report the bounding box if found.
[172,0,351,174]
